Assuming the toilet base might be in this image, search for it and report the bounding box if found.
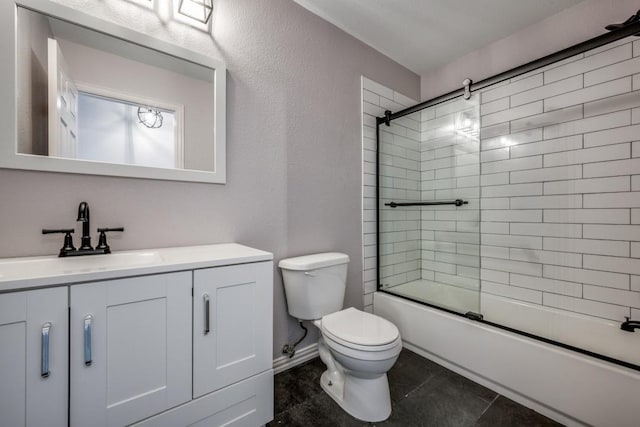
[320,369,392,422]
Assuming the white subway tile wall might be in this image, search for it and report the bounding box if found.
[419,96,481,297]
[361,77,417,312]
[480,36,640,323]
[362,36,640,326]
[378,112,422,290]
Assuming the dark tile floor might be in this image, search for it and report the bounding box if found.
[268,349,562,427]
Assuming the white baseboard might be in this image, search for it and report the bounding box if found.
[272,343,319,374]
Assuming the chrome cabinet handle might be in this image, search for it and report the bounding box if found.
[203,294,210,335]
[83,315,93,366]
[41,322,51,378]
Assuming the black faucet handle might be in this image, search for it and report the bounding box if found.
[42,228,76,256]
[97,227,124,233]
[96,227,124,253]
[42,228,75,235]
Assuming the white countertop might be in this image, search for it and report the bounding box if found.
[0,243,273,292]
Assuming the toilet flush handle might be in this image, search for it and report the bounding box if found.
[304,271,315,277]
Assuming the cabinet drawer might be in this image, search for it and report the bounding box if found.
[131,370,274,427]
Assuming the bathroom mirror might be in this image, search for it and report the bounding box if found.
[0,0,226,183]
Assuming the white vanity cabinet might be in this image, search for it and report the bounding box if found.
[70,272,192,427]
[0,287,69,427]
[133,261,274,427]
[0,244,274,427]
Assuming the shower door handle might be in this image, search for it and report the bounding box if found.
[385,199,468,208]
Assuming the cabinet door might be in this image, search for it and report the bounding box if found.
[193,261,273,398]
[0,287,68,427]
[70,272,192,427]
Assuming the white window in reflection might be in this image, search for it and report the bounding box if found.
[77,92,182,169]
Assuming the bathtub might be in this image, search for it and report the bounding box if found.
[374,291,640,427]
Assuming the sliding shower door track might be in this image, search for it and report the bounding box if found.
[376,20,640,125]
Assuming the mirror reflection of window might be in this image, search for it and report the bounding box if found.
[77,93,180,169]
[15,6,219,175]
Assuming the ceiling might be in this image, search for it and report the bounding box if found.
[294,0,585,75]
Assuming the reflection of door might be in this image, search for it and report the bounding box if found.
[48,38,78,158]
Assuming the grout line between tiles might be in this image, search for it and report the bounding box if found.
[476,393,501,422]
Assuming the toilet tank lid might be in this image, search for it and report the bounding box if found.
[278,252,349,270]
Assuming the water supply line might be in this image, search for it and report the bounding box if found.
[282,321,308,358]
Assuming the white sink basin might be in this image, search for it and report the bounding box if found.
[0,251,162,281]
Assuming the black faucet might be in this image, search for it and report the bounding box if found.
[77,201,93,251]
[42,201,124,257]
[621,317,640,332]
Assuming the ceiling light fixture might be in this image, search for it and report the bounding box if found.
[137,107,164,129]
[178,0,213,24]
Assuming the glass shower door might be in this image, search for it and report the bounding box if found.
[378,95,481,315]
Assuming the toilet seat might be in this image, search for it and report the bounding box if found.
[321,307,400,351]
[323,332,402,362]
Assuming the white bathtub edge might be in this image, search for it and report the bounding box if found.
[374,291,640,427]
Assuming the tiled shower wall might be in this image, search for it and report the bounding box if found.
[420,98,481,291]
[478,37,640,322]
[361,77,417,312]
[363,35,640,322]
[378,114,423,289]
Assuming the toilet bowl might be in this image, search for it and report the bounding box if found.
[278,253,402,422]
[314,308,402,422]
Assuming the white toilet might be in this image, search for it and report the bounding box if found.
[279,252,402,422]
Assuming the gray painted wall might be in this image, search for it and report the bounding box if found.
[0,0,419,357]
[421,0,640,100]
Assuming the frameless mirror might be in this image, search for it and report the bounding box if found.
[1,0,226,183]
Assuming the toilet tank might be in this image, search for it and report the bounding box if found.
[278,253,349,321]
